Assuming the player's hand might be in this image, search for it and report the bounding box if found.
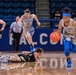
[37,22,41,27]
[0,27,4,31]
[54,29,61,35]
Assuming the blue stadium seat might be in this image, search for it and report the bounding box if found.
[0,2,7,8]
[60,3,67,9]
[0,14,6,19]
[17,3,24,8]
[7,9,17,15]
[51,3,60,9]
[17,9,24,15]
[7,14,15,19]
[0,0,7,2]
[0,9,7,15]
[69,0,76,3]
[60,0,68,3]
[30,9,35,14]
[7,2,17,8]
[24,3,34,8]
[51,0,60,4]
[68,3,76,10]
[7,0,17,3]
[24,0,35,3]
[7,21,12,26]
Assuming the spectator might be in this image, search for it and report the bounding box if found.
[52,8,61,19]
[71,10,76,19]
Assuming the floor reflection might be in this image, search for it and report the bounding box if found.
[0,59,76,75]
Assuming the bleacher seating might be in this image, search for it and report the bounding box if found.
[0,0,35,26]
[0,0,75,26]
[50,0,76,18]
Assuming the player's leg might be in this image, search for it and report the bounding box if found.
[72,44,76,53]
[72,38,76,53]
[25,30,35,52]
[64,39,72,67]
[8,55,21,62]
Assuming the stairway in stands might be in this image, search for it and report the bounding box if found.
[36,0,50,28]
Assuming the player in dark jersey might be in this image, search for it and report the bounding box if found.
[7,47,43,62]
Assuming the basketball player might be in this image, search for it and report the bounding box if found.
[5,47,43,62]
[0,19,6,53]
[57,7,76,67]
[18,9,41,52]
[0,19,6,38]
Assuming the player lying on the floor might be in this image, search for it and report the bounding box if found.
[0,47,43,62]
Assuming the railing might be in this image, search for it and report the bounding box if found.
[3,19,60,29]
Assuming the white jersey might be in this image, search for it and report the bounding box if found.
[62,18,76,44]
[62,18,76,38]
[23,14,34,35]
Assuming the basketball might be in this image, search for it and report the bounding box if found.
[50,31,60,42]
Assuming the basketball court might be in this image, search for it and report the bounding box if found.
[0,52,76,75]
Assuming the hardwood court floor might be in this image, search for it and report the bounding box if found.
[0,52,76,75]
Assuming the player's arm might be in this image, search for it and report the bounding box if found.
[0,20,6,31]
[32,14,41,27]
[57,20,63,34]
[72,20,76,26]
[34,52,39,62]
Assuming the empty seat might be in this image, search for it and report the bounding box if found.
[7,14,15,19]
[69,0,76,3]
[24,3,34,8]
[17,9,24,15]
[51,0,60,4]
[7,21,13,26]
[68,3,76,10]
[0,14,6,19]
[51,3,60,9]
[17,3,24,8]
[60,3,67,9]
[24,0,35,3]
[6,0,18,3]
[0,2,7,8]
[7,2,17,8]
[0,9,7,15]
[7,9,17,15]
[60,0,68,3]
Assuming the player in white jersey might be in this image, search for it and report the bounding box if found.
[0,19,6,38]
[57,7,76,67]
[0,19,6,53]
[18,9,41,52]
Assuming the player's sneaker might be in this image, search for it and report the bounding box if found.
[30,47,35,52]
[66,59,72,67]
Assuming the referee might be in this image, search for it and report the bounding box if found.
[9,16,23,52]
